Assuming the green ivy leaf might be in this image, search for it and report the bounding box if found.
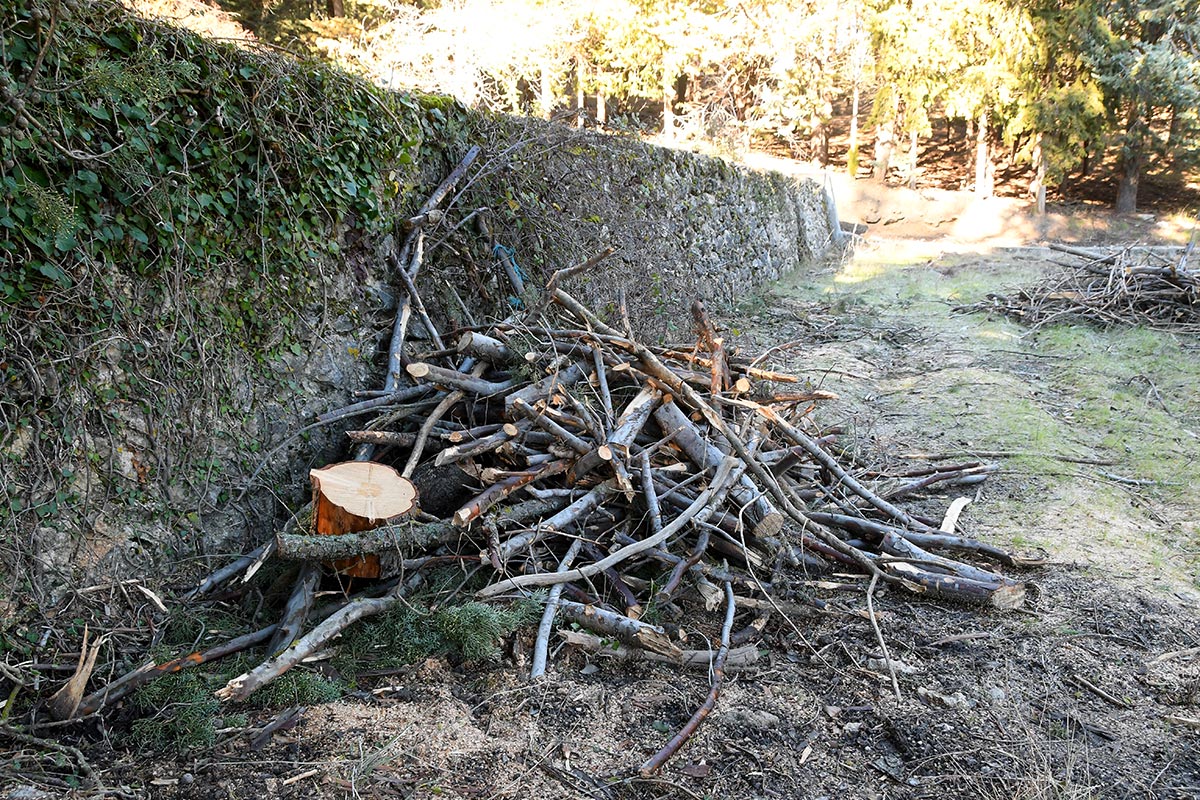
[35,262,70,286]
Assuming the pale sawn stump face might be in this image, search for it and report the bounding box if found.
[310,461,418,522]
[310,461,419,578]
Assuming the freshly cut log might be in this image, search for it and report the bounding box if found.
[653,400,784,537]
[692,299,731,394]
[503,361,588,413]
[456,331,514,363]
[406,362,516,396]
[309,461,419,578]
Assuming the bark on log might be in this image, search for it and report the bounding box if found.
[407,362,516,396]
[411,461,476,518]
[456,331,513,363]
[265,564,318,656]
[496,484,614,561]
[557,601,682,660]
[452,458,570,527]
[692,299,731,394]
[653,401,783,537]
[278,497,569,561]
[509,397,593,455]
[569,386,661,482]
[503,361,588,413]
[434,423,524,466]
[345,430,420,447]
[804,511,1028,567]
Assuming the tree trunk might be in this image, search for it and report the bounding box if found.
[662,64,676,139]
[907,128,919,189]
[539,61,554,120]
[1115,155,1142,214]
[812,122,829,167]
[848,83,860,175]
[597,88,607,125]
[1115,100,1145,214]
[873,92,899,183]
[326,0,344,17]
[974,109,991,198]
[575,55,585,127]
[873,123,894,183]
[309,461,418,578]
[1032,133,1046,215]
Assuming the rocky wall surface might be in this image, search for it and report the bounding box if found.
[456,117,837,340]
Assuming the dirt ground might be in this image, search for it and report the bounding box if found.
[7,204,1200,799]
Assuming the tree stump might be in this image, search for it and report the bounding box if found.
[309,461,419,578]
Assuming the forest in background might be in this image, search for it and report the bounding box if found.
[182,0,1200,213]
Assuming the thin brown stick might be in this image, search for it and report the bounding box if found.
[639,581,735,774]
[691,299,731,394]
[452,459,571,527]
[533,247,617,314]
[78,624,280,715]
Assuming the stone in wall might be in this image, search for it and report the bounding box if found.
[450,117,837,341]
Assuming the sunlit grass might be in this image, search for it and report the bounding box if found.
[1031,324,1200,494]
[770,243,1200,580]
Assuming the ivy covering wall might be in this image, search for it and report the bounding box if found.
[0,0,453,603]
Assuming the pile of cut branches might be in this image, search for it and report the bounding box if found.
[52,149,1041,775]
[966,243,1199,331]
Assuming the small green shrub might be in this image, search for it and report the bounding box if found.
[333,598,536,675]
[245,669,345,708]
[432,601,531,662]
[129,672,220,753]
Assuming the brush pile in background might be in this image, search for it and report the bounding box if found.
[969,243,1199,331]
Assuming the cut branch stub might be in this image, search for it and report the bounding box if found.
[310,461,419,578]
